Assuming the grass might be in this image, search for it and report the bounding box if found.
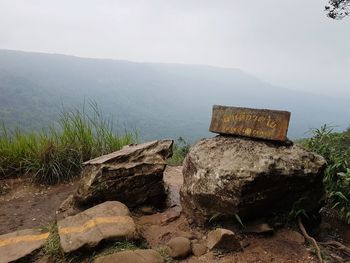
[43,223,64,260]
[156,246,173,263]
[167,137,190,166]
[301,125,350,224]
[0,102,136,184]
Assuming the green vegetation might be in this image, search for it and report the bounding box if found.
[301,125,350,223]
[2,50,349,143]
[156,246,173,263]
[0,104,136,184]
[43,224,64,260]
[167,137,191,166]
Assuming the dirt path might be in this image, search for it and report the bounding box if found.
[0,177,78,234]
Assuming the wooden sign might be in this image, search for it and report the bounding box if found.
[209,105,291,141]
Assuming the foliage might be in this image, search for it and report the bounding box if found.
[167,137,191,166]
[302,125,350,223]
[0,103,136,184]
[234,213,244,227]
[326,0,350,19]
[43,224,64,260]
[289,197,310,221]
[156,246,173,263]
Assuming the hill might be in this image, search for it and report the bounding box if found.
[0,49,348,141]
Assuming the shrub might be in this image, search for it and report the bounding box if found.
[302,125,350,223]
[0,103,136,184]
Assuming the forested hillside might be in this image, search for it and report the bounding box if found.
[0,49,348,141]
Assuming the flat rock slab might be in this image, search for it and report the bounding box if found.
[209,105,291,141]
[74,139,173,208]
[0,228,49,263]
[94,249,164,263]
[58,201,137,253]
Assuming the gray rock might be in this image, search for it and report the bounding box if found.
[166,236,192,259]
[180,136,326,224]
[58,201,137,253]
[94,249,164,263]
[74,139,173,208]
[207,228,242,251]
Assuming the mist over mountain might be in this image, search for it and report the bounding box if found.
[0,49,348,142]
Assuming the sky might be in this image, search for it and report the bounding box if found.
[0,0,349,97]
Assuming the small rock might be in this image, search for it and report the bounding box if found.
[244,223,274,234]
[192,243,207,257]
[140,206,154,215]
[94,249,164,263]
[207,228,242,251]
[166,236,192,259]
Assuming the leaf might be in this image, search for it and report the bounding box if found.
[234,213,244,227]
[209,213,222,223]
[334,191,349,202]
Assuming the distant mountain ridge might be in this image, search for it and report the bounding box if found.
[0,49,348,141]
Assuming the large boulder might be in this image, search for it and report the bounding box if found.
[74,139,173,208]
[180,136,326,225]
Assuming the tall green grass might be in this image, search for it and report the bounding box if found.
[167,137,190,166]
[0,104,136,184]
[302,125,350,223]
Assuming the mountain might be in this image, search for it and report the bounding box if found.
[0,49,348,142]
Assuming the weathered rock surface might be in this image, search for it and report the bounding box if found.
[180,136,326,224]
[0,228,49,263]
[58,201,137,253]
[74,139,173,208]
[244,223,274,234]
[207,228,242,251]
[191,242,207,256]
[165,236,192,259]
[94,249,164,263]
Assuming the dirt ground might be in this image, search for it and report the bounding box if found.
[0,166,349,262]
[0,177,78,234]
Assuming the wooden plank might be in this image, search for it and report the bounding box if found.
[209,105,291,141]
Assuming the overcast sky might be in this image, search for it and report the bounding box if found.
[0,0,349,97]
